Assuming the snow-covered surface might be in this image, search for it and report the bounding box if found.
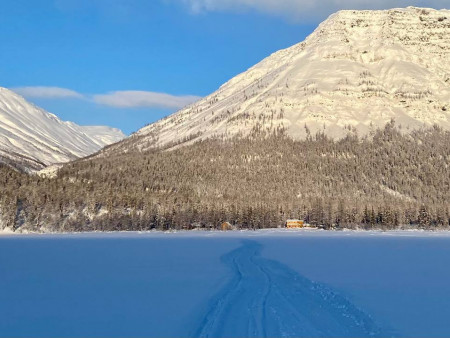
[37,164,63,178]
[80,125,125,147]
[0,87,125,169]
[115,7,450,152]
[2,230,450,336]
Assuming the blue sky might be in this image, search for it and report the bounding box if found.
[1,0,446,134]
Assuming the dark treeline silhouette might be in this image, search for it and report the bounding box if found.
[0,122,449,232]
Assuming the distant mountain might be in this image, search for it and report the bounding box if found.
[0,87,125,170]
[104,6,450,154]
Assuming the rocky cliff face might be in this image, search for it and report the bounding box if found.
[105,7,450,153]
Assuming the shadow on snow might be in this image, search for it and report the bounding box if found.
[194,240,391,337]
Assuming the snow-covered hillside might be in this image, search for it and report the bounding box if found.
[108,7,450,152]
[0,87,125,170]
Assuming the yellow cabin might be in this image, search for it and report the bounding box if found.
[285,219,304,228]
[221,222,233,231]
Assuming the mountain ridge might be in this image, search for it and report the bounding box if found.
[102,6,450,154]
[0,87,125,170]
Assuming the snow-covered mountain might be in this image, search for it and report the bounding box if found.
[105,7,450,153]
[0,87,125,170]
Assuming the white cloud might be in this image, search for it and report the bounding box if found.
[179,0,449,21]
[93,91,201,109]
[12,86,84,99]
[11,86,201,110]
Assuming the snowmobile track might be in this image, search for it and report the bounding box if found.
[194,240,388,337]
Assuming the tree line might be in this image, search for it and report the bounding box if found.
[0,122,449,232]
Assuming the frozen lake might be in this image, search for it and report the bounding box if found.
[2,230,450,336]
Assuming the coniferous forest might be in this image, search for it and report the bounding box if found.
[0,123,449,232]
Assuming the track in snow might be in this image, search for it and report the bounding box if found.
[194,240,387,337]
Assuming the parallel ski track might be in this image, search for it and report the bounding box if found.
[194,240,388,337]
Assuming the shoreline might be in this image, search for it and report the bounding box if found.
[2,227,450,238]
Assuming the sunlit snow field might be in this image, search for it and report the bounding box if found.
[2,230,450,337]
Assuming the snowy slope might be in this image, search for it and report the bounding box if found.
[107,7,450,152]
[0,87,125,170]
[77,125,125,148]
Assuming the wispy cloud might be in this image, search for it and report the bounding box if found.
[11,86,201,110]
[93,90,201,109]
[12,86,84,99]
[178,0,449,21]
